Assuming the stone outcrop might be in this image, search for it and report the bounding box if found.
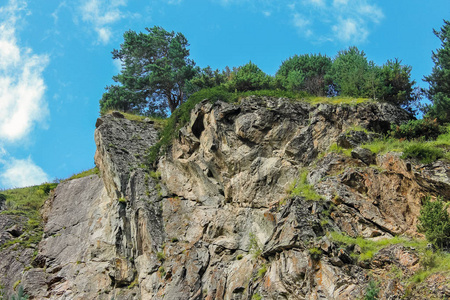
[0,97,448,299]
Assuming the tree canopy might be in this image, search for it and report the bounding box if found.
[100,26,197,116]
[423,19,450,123]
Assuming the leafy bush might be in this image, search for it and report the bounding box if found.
[364,280,379,300]
[417,196,450,249]
[401,143,444,164]
[390,118,443,140]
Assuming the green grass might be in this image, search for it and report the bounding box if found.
[66,167,99,181]
[328,143,353,157]
[328,232,427,261]
[0,183,57,249]
[306,96,371,106]
[288,170,324,201]
[361,125,450,163]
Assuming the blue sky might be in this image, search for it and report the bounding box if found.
[0,0,448,189]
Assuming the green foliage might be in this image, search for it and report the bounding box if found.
[0,182,58,249]
[227,62,272,92]
[401,143,444,163]
[328,232,417,261]
[417,196,450,249]
[157,251,166,262]
[256,264,267,278]
[149,171,161,180]
[100,26,197,115]
[9,285,29,300]
[249,233,262,258]
[236,254,243,260]
[118,197,127,204]
[423,19,450,123]
[328,143,352,156]
[289,170,324,201]
[251,293,262,300]
[186,66,227,94]
[326,47,370,97]
[364,280,379,300]
[276,54,332,96]
[390,118,443,140]
[67,167,99,181]
[308,247,322,261]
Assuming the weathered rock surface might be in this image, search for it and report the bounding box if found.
[0,97,448,299]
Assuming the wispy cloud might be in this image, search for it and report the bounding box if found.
[79,0,126,44]
[0,0,50,188]
[289,0,383,44]
[0,157,50,188]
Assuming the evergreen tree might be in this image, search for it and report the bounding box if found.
[423,19,450,123]
[276,54,332,96]
[326,47,369,97]
[100,26,197,116]
[227,62,272,92]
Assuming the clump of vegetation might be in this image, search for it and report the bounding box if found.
[236,254,243,260]
[308,247,322,261]
[249,233,262,258]
[251,293,262,300]
[362,124,450,164]
[67,167,99,181]
[9,285,29,300]
[0,182,57,249]
[328,143,352,157]
[401,143,444,164]
[118,197,127,204]
[417,196,450,249]
[256,264,267,278]
[288,170,324,201]
[328,232,415,261]
[364,280,379,300]
[390,118,444,140]
[157,251,166,262]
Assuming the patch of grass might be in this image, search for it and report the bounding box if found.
[288,170,324,201]
[306,96,370,106]
[67,167,99,181]
[118,197,127,204]
[149,171,161,180]
[328,232,425,261]
[251,293,262,300]
[328,143,352,157]
[0,183,57,249]
[157,251,166,262]
[361,124,450,163]
[401,143,444,164]
[236,254,243,260]
[256,264,267,279]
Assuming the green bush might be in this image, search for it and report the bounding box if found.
[401,143,444,164]
[308,247,322,261]
[417,196,450,249]
[390,118,443,140]
[364,280,379,300]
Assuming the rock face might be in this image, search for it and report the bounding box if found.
[0,98,449,299]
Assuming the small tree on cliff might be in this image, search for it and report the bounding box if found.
[100,26,197,116]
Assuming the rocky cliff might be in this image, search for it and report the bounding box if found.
[0,97,449,299]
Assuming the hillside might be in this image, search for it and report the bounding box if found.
[0,96,449,299]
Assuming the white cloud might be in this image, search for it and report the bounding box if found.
[0,157,49,188]
[0,0,49,142]
[332,18,368,43]
[0,0,50,189]
[79,0,126,44]
[293,13,310,29]
[290,0,383,43]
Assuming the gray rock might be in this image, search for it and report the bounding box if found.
[351,147,376,165]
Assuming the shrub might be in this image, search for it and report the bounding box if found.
[390,118,443,140]
[401,143,444,164]
[417,196,450,249]
[364,280,379,300]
